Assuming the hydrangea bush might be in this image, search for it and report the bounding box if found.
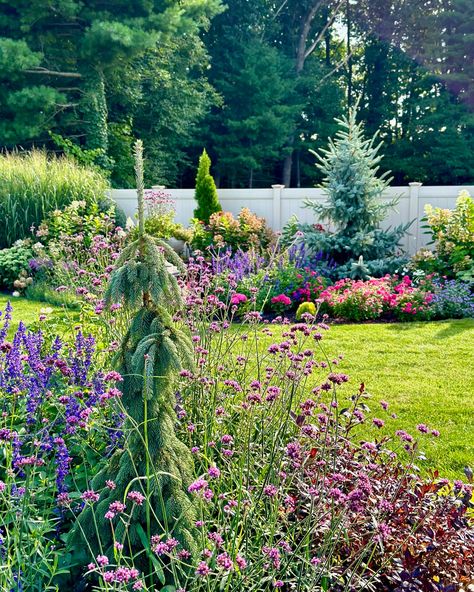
[415,190,474,281]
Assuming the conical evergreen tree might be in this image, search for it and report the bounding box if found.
[69,141,198,580]
[194,148,221,223]
[301,108,410,278]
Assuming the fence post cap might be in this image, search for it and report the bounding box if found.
[271,184,285,189]
[408,182,423,187]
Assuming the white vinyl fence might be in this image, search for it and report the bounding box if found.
[111,183,474,255]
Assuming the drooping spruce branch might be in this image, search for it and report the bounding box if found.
[69,141,198,580]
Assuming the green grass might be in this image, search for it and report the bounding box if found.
[263,320,474,480]
[1,294,472,479]
[0,294,64,327]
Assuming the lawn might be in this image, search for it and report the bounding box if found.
[1,294,472,480]
[263,319,474,480]
[0,294,64,329]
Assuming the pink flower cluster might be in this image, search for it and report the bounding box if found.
[230,293,248,306]
[271,294,292,307]
[318,275,434,321]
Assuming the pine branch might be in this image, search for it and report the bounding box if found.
[24,67,82,78]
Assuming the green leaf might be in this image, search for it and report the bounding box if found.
[321,575,331,591]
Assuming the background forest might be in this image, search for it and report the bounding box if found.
[0,0,473,188]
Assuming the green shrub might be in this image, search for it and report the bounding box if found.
[413,190,474,280]
[0,240,33,290]
[131,211,192,242]
[191,208,275,252]
[194,149,221,223]
[296,301,316,320]
[0,150,109,248]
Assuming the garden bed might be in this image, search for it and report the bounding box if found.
[4,295,472,479]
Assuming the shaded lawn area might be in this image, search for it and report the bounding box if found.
[263,319,474,480]
[0,293,63,327]
[1,293,472,480]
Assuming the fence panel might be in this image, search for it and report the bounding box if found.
[111,184,474,255]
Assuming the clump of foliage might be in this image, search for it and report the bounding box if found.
[69,141,198,582]
[425,277,474,319]
[194,149,222,223]
[296,300,316,320]
[0,150,109,248]
[301,109,410,278]
[192,208,275,252]
[131,188,192,243]
[142,212,192,242]
[205,243,331,314]
[34,198,117,246]
[0,199,124,295]
[191,246,474,322]
[9,200,126,313]
[318,275,433,321]
[0,240,33,290]
[414,190,474,281]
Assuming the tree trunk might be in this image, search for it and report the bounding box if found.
[81,68,111,170]
[282,151,292,187]
[296,149,301,187]
[281,0,343,186]
[324,6,331,66]
[346,0,353,108]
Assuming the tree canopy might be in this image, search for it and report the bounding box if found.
[0,0,472,187]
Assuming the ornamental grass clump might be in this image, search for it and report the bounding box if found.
[0,149,109,248]
[69,140,199,585]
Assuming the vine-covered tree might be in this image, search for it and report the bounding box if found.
[69,141,198,583]
[0,0,222,178]
[301,108,410,278]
